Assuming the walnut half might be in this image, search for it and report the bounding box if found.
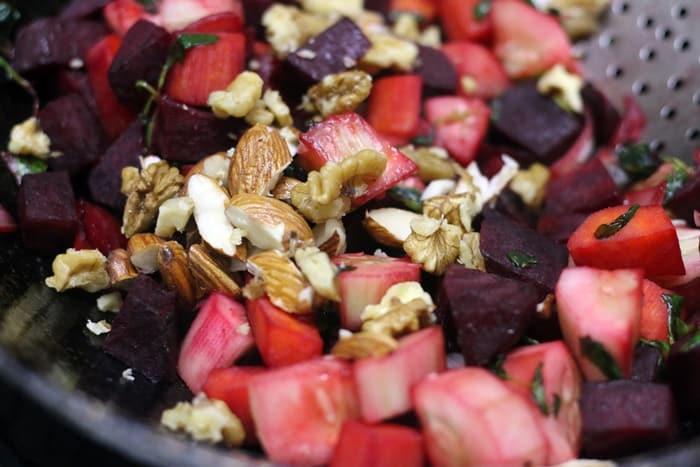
[45,248,110,293]
[306,70,372,117]
[403,216,461,275]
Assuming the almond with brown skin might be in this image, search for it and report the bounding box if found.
[158,241,196,304]
[188,244,242,299]
[107,248,138,287]
[312,219,347,257]
[331,332,398,360]
[364,208,422,249]
[247,250,313,314]
[127,233,166,274]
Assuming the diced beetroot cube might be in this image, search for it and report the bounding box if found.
[108,20,171,110]
[330,421,424,467]
[17,171,78,253]
[666,169,700,224]
[0,204,16,233]
[202,366,266,444]
[581,83,621,147]
[414,367,548,467]
[39,93,104,175]
[437,266,539,365]
[88,119,144,211]
[246,296,323,368]
[415,45,458,95]
[549,110,595,178]
[165,32,245,106]
[178,292,255,392]
[60,0,110,19]
[367,75,422,142]
[502,341,582,465]
[286,18,371,82]
[298,113,418,206]
[631,343,662,382]
[86,34,135,141]
[568,205,686,277]
[556,267,643,381]
[103,275,179,382]
[580,381,676,457]
[332,253,421,330]
[545,157,621,214]
[442,41,510,99]
[424,95,490,166]
[54,70,98,115]
[640,279,675,342]
[249,357,360,466]
[480,208,569,293]
[668,337,700,417]
[354,327,445,423]
[159,0,243,32]
[75,199,126,255]
[537,211,589,244]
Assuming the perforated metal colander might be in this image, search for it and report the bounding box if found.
[576,0,700,160]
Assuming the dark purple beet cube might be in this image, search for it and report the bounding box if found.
[537,211,588,243]
[152,97,239,163]
[415,45,458,95]
[286,18,371,82]
[89,119,144,210]
[581,83,621,147]
[544,157,621,215]
[667,336,700,417]
[39,93,104,174]
[59,0,110,19]
[55,70,98,115]
[437,266,538,366]
[491,82,583,164]
[13,18,108,74]
[108,20,171,111]
[479,208,569,293]
[630,343,662,382]
[103,274,179,382]
[17,171,78,253]
[365,0,391,14]
[580,381,677,457]
[666,170,700,225]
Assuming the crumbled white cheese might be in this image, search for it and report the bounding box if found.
[86,319,111,336]
[236,323,251,336]
[122,368,135,382]
[69,58,84,69]
[97,292,122,313]
[300,0,362,17]
[7,117,52,158]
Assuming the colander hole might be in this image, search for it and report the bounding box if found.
[672,5,688,19]
[632,81,650,95]
[660,106,677,120]
[656,26,673,41]
[650,140,666,152]
[686,128,699,141]
[637,15,654,29]
[667,76,685,90]
[693,92,700,105]
[613,1,630,14]
[598,33,616,48]
[606,65,624,79]
[674,37,691,52]
[639,47,657,61]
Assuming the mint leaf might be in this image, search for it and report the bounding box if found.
[640,338,670,358]
[387,186,423,213]
[580,336,622,379]
[507,250,538,268]
[473,0,492,20]
[616,144,659,180]
[552,394,562,416]
[489,354,508,380]
[682,329,700,352]
[411,132,435,146]
[663,293,689,344]
[594,204,639,239]
[663,158,691,204]
[531,363,549,415]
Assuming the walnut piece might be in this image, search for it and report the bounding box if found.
[546,0,611,39]
[262,4,334,58]
[360,33,419,72]
[423,193,479,232]
[362,298,435,338]
[403,216,461,275]
[294,247,340,301]
[362,281,434,322]
[208,71,264,119]
[401,146,456,182]
[306,70,373,117]
[45,248,110,293]
[509,163,551,209]
[331,331,398,360]
[7,117,52,158]
[121,161,184,238]
[262,89,293,127]
[458,232,485,271]
[161,393,245,446]
[300,0,362,17]
[537,64,584,114]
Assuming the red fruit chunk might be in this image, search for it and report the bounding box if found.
[492,0,572,78]
[166,32,245,106]
[439,0,492,42]
[610,95,647,147]
[178,292,255,392]
[568,205,685,276]
[640,279,675,342]
[249,357,360,466]
[424,96,490,166]
[86,34,135,141]
[442,41,510,99]
[103,0,156,36]
[623,181,666,207]
[75,199,126,255]
[331,421,424,467]
[355,327,445,422]
[414,367,548,467]
[367,75,422,141]
[298,113,418,205]
[18,171,78,253]
[246,296,323,367]
[0,204,16,233]
[159,0,243,32]
[202,366,266,444]
[556,267,642,381]
[390,0,437,22]
[502,341,582,465]
[550,110,595,178]
[332,253,421,330]
[180,12,244,33]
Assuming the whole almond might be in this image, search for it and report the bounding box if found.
[364,208,422,249]
[107,248,138,287]
[158,241,196,304]
[247,250,313,314]
[188,244,242,299]
[228,124,292,196]
[312,219,347,257]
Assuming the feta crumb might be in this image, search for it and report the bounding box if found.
[86,319,111,335]
[296,49,316,60]
[139,155,162,169]
[7,117,52,158]
[300,0,362,17]
[122,368,135,382]
[236,323,251,335]
[342,56,357,68]
[97,292,123,313]
[373,248,389,257]
[69,58,84,69]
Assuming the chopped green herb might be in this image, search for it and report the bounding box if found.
[531,363,549,416]
[507,250,538,268]
[682,328,700,352]
[640,338,670,358]
[593,204,639,239]
[520,336,541,346]
[580,336,622,379]
[616,144,660,180]
[15,156,47,176]
[473,0,492,20]
[552,394,562,416]
[387,186,423,213]
[489,354,508,380]
[663,158,691,204]
[663,293,689,345]
[411,132,435,146]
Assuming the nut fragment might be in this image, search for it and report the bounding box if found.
[509,163,551,209]
[8,117,51,158]
[155,196,194,238]
[271,176,303,203]
[158,241,196,304]
[401,146,456,182]
[403,217,461,275]
[97,291,122,312]
[228,124,293,196]
[294,247,340,301]
[161,393,245,446]
[544,0,611,39]
[182,153,231,191]
[364,208,423,249]
[362,281,435,322]
[306,70,372,117]
[362,298,435,338]
[208,71,264,118]
[313,219,347,257]
[300,0,362,17]
[247,250,313,314]
[331,331,398,360]
[262,4,334,58]
[127,233,166,274]
[458,232,485,271]
[244,99,275,126]
[262,90,293,127]
[188,244,241,299]
[45,248,110,293]
[121,161,184,238]
[423,193,479,232]
[360,33,419,72]
[537,64,584,113]
[106,248,138,286]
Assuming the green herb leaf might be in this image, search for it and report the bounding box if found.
[0,2,20,43]
[411,132,435,146]
[593,204,639,239]
[507,250,538,268]
[5,155,48,181]
[616,144,660,180]
[489,354,509,380]
[639,338,670,358]
[682,328,700,352]
[663,158,691,204]
[580,336,622,379]
[387,186,423,213]
[531,363,549,415]
[662,293,689,344]
[473,0,492,20]
[552,394,562,416]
